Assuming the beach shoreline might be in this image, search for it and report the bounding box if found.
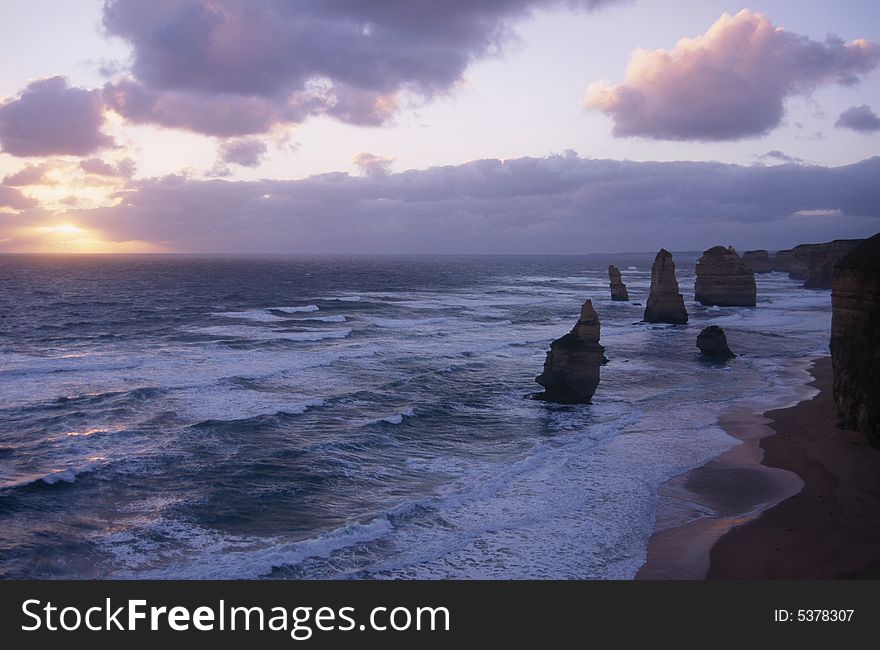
[637,356,880,580]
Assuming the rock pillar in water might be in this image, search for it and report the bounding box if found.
[535,300,606,403]
[608,265,629,301]
[694,246,757,307]
[644,249,688,324]
[697,326,735,359]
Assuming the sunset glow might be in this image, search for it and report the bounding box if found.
[0,1,878,253]
[14,222,163,254]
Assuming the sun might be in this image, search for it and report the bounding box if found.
[15,222,165,254]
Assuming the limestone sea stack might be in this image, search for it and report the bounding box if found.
[694,246,756,307]
[742,250,772,273]
[697,326,735,360]
[830,233,880,446]
[535,299,606,403]
[608,265,629,301]
[790,239,862,289]
[644,249,688,324]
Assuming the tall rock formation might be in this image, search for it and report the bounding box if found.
[608,265,629,301]
[790,239,862,288]
[697,326,735,360]
[742,250,772,273]
[644,249,688,324]
[694,246,757,307]
[535,300,606,403]
[772,249,792,273]
[830,233,880,446]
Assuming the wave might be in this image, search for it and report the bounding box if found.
[317,296,365,302]
[1,466,88,491]
[190,325,352,342]
[178,390,326,424]
[269,305,320,313]
[213,310,287,322]
[295,315,346,323]
[116,516,394,579]
[376,408,415,425]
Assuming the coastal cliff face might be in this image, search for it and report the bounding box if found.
[644,249,688,324]
[830,233,880,446]
[535,300,606,403]
[790,239,862,289]
[608,265,629,301]
[772,249,792,273]
[694,246,757,307]
[742,250,772,273]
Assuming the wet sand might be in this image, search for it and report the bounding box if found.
[638,356,880,579]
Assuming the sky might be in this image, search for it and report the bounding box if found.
[0,0,879,254]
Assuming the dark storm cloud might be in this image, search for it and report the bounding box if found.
[73,154,880,253]
[586,10,879,141]
[100,0,622,135]
[835,105,880,132]
[0,77,115,157]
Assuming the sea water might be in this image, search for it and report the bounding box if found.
[0,254,831,578]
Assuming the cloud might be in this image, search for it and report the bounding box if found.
[0,76,115,156]
[79,157,137,180]
[58,153,880,254]
[754,150,804,165]
[835,104,880,132]
[585,10,879,141]
[3,162,58,186]
[218,138,268,167]
[100,0,622,135]
[0,185,38,211]
[352,152,395,177]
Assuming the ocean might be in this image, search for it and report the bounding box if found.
[0,253,831,579]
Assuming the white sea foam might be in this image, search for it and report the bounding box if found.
[213,310,287,322]
[111,516,394,579]
[191,325,352,342]
[270,305,320,313]
[379,408,415,425]
[296,315,346,323]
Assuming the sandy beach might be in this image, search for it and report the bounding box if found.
[638,356,880,579]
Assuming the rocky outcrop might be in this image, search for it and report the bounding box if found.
[772,249,792,273]
[697,326,735,359]
[831,233,880,446]
[535,300,606,403]
[742,250,772,273]
[644,249,688,324]
[790,239,862,288]
[608,265,629,301]
[694,246,757,307]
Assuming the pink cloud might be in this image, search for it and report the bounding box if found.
[79,157,137,178]
[0,185,37,211]
[3,162,57,186]
[352,152,395,177]
[99,0,622,136]
[0,77,115,156]
[585,10,879,141]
